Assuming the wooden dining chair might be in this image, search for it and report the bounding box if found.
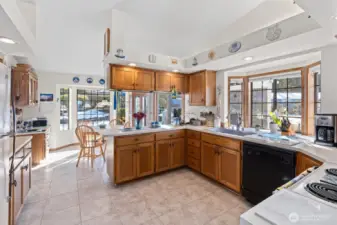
[75,125,107,168]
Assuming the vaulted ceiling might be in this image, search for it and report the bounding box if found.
[1,0,336,75]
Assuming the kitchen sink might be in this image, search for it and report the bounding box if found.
[210,127,256,136]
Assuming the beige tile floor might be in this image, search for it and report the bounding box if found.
[18,149,252,225]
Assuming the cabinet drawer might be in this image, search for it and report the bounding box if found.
[188,139,200,148]
[187,157,200,171]
[202,133,241,151]
[187,146,200,159]
[187,130,201,140]
[156,130,185,141]
[115,134,155,146]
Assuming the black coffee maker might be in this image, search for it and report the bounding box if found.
[315,114,337,147]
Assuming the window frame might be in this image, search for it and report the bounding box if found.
[76,88,111,126]
[228,78,245,126]
[250,76,302,130]
[60,87,70,131]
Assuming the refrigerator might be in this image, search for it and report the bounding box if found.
[0,62,11,225]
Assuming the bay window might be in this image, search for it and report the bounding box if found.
[250,72,302,132]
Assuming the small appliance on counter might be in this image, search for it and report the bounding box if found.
[315,114,337,147]
[200,111,215,127]
[24,117,48,129]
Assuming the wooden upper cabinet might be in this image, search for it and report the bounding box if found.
[155,140,171,172]
[189,71,216,106]
[155,72,172,92]
[218,147,241,192]
[137,143,155,178]
[12,64,38,107]
[171,74,186,93]
[111,67,135,90]
[201,142,218,180]
[115,145,137,183]
[171,138,185,169]
[135,70,155,91]
[110,65,155,91]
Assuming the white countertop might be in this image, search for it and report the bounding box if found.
[0,135,33,162]
[95,125,337,164]
[16,125,51,135]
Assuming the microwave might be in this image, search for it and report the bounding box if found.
[25,117,48,128]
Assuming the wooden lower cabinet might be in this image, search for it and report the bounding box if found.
[218,147,241,193]
[201,142,241,192]
[137,143,155,178]
[171,138,185,169]
[155,138,185,172]
[115,145,138,183]
[115,143,155,184]
[296,152,323,175]
[9,153,32,225]
[201,142,218,180]
[155,140,171,172]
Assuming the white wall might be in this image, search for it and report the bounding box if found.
[22,71,107,148]
[321,44,337,114]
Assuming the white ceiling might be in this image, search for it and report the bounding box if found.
[112,0,266,58]
[1,0,337,76]
[0,5,32,57]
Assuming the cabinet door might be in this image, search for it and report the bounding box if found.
[155,72,172,92]
[115,145,137,183]
[171,74,185,93]
[13,167,22,222]
[170,138,185,169]
[111,67,135,90]
[21,156,32,202]
[218,148,241,192]
[189,72,205,106]
[201,142,218,180]
[137,143,155,178]
[135,70,154,91]
[155,140,171,172]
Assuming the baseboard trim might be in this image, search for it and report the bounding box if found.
[50,143,79,151]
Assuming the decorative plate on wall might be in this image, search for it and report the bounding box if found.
[228,41,242,53]
[208,50,216,60]
[73,77,80,83]
[171,58,178,64]
[87,77,93,84]
[266,24,282,42]
[99,79,105,85]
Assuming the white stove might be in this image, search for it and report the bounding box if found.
[292,162,337,209]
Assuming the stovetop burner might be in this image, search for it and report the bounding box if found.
[326,168,337,177]
[305,182,337,204]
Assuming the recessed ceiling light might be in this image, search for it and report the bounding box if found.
[243,56,254,61]
[0,37,16,44]
[332,15,337,20]
[172,69,179,73]
[128,63,136,67]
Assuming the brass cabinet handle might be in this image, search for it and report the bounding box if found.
[21,165,29,171]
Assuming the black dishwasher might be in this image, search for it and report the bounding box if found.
[242,141,296,204]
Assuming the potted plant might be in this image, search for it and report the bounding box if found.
[133,112,146,130]
[269,110,292,135]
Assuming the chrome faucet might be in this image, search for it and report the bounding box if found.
[236,113,242,131]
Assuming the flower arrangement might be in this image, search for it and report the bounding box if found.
[269,110,291,133]
[133,112,146,129]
